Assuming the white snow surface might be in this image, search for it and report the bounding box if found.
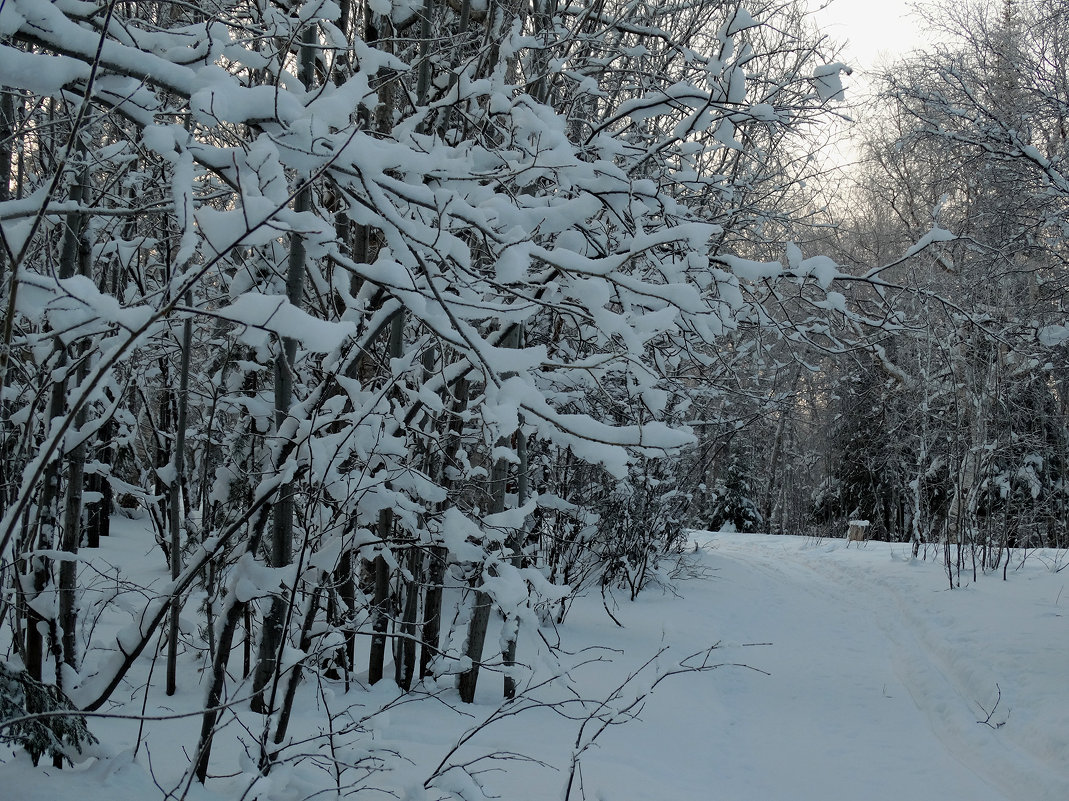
[5,530,1069,800]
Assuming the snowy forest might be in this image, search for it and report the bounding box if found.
[1,0,1068,797]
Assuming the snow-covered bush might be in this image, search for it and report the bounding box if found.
[0,663,96,766]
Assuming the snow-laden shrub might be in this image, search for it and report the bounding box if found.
[0,663,97,766]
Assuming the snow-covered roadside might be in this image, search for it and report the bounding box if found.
[4,532,1068,801]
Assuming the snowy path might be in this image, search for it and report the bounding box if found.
[574,533,1069,801]
[6,532,1069,801]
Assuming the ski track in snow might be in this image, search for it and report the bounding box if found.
[699,534,1069,801]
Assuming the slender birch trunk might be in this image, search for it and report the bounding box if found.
[368,309,405,684]
[58,227,94,676]
[458,327,520,703]
[193,506,273,783]
[502,419,528,699]
[166,296,193,695]
[420,374,469,680]
[252,22,316,712]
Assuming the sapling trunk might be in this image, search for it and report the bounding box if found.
[369,307,405,684]
[459,325,521,703]
[193,504,272,783]
[421,376,469,680]
[395,544,420,690]
[252,22,315,712]
[166,295,193,696]
[458,426,512,702]
[368,511,392,685]
[272,581,324,749]
[502,424,528,700]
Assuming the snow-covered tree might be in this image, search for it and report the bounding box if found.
[804,0,1069,565]
[0,0,853,781]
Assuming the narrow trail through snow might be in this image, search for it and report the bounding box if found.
[582,533,1069,801]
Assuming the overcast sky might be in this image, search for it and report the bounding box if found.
[810,0,931,88]
[804,0,936,167]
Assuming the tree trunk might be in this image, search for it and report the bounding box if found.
[194,505,272,783]
[252,22,315,712]
[166,297,193,696]
[395,544,420,690]
[420,543,448,680]
[502,423,528,699]
[367,513,392,685]
[369,307,405,684]
[457,436,510,703]
[58,229,94,675]
[459,324,522,703]
[501,321,529,699]
[420,376,469,680]
[85,245,121,549]
[270,580,323,753]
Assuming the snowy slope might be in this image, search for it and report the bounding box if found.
[4,532,1068,801]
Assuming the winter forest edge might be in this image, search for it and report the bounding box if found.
[0,0,1067,796]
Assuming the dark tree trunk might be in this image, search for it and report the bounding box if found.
[421,375,468,680]
[395,545,420,690]
[252,23,315,712]
[166,297,193,696]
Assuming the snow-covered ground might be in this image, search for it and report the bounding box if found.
[5,531,1069,800]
